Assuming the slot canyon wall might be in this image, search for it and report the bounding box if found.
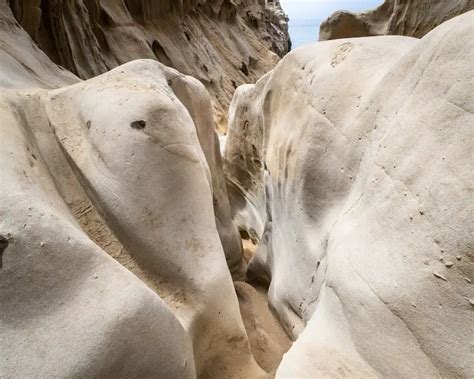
[320,0,474,40]
[6,0,290,131]
[0,0,276,376]
[0,59,264,378]
[0,0,473,377]
[224,12,474,377]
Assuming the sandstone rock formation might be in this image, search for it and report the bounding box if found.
[0,1,269,376]
[320,0,474,41]
[1,0,473,377]
[0,63,193,378]
[0,1,78,88]
[225,12,474,377]
[1,0,244,276]
[6,0,290,131]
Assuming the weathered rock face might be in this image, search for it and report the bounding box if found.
[1,65,264,378]
[2,0,473,376]
[1,0,244,277]
[320,0,474,41]
[0,1,266,376]
[0,1,78,88]
[0,64,198,378]
[225,12,474,377]
[6,0,289,131]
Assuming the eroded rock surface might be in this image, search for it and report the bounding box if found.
[320,0,474,41]
[225,13,474,377]
[1,62,266,378]
[0,1,266,375]
[6,0,289,130]
[2,0,473,377]
[0,1,78,88]
[0,76,195,378]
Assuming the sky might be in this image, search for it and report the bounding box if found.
[280,0,383,48]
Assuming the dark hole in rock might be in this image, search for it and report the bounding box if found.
[31,153,37,160]
[231,80,237,89]
[151,40,173,67]
[130,120,146,130]
[99,9,114,27]
[0,236,9,269]
[184,31,191,41]
[240,62,249,76]
[248,15,259,29]
[240,229,258,245]
[86,120,92,129]
[240,229,251,240]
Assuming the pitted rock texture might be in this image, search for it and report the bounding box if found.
[2,0,473,377]
[6,0,290,131]
[0,0,244,280]
[224,13,474,378]
[320,0,474,41]
[1,58,267,378]
[0,1,267,374]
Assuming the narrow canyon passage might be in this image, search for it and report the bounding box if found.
[1,1,473,378]
[235,240,292,375]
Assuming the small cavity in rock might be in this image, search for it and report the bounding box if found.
[0,235,9,269]
[130,120,146,130]
[240,62,249,76]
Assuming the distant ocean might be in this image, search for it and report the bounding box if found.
[288,19,322,49]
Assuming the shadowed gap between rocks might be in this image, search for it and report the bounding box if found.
[234,237,292,375]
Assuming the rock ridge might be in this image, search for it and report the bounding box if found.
[320,0,474,40]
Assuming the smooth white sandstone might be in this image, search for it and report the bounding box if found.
[225,13,474,378]
[1,0,473,376]
[0,7,260,373]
